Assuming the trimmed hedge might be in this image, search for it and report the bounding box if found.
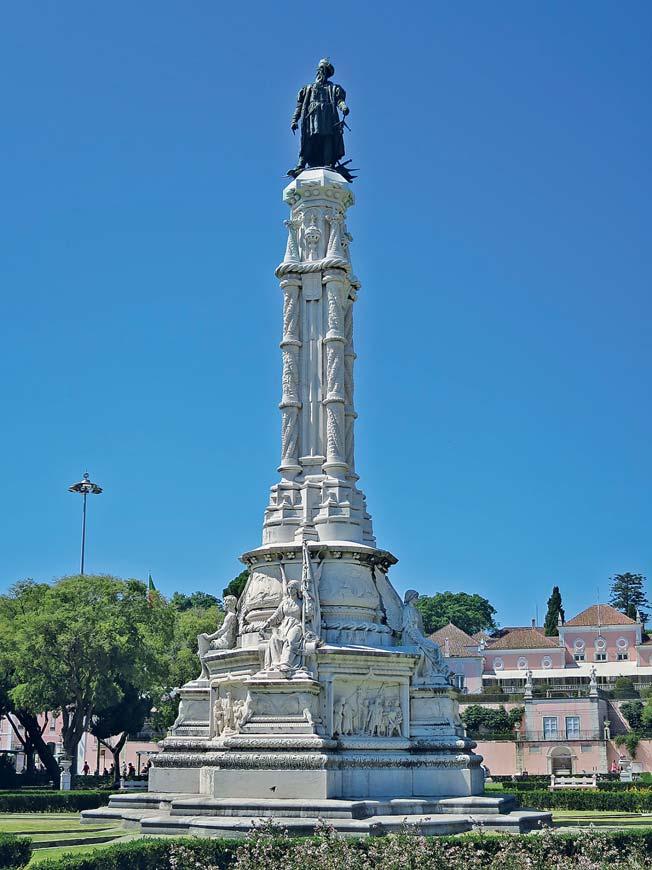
[32,838,238,870]
[72,775,114,790]
[30,829,652,870]
[516,788,652,811]
[0,790,111,813]
[0,833,32,869]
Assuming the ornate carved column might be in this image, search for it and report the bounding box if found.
[343,295,357,478]
[278,275,302,480]
[322,270,348,479]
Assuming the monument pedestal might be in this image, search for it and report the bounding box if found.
[83,167,550,835]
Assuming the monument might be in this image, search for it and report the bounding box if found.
[85,60,549,836]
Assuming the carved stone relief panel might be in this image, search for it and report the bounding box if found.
[332,682,403,738]
[318,560,381,610]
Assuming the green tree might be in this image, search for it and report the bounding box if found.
[0,657,60,786]
[543,585,565,636]
[1,575,174,777]
[90,680,152,785]
[150,600,223,732]
[170,591,221,612]
[415,592,497,636]
[223,569,248,601]
[621,700,644,730]
[460,705,523,737]
[610,573,649,624]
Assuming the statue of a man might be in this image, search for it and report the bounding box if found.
[197,595,238,679]
[290,58,349,176]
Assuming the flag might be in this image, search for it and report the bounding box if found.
[147,574,156,605]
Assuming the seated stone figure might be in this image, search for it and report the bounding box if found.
[401,589,448,684]
[197,595,238,679]
[259,578,304,676]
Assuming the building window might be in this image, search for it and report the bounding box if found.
[49,718,56,733]
[574,653,585,662]
[617,652,629,661]
[595,653,607,662]
[493,658,504,671]
[543,717,558,739]
[595,637,606,652]
[541,656,553,669]
[454,674,465,691]
[517,657,528,670]
[581,744,592,752]
[574,638,585,652]
[565,716,580,738]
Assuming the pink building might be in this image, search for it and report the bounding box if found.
[433,603,652,776]
[0,713,159,778]
[429,622,483,693]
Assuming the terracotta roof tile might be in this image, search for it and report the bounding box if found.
[485,627,559,650]
[429,622,480,657]
[565,604,636,627]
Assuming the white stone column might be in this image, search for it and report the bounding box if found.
[278,275,302,480]
[322,270,348,479]
[343,295,357,478]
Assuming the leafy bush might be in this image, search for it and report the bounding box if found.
[460,704,523,738]
[615,731,640,758]
[0,755,18,789]
[0,833,32,868]
[72,775,113,790]
[0,790,110,812]
[613,676,638,698]
[490,774,549,784]
[516,788,652,811]
[620,700,644,728]
[31,828,652,870]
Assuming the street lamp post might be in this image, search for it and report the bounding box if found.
[68,472,103,575]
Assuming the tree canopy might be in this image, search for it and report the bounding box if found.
[223,569,248,601]
[170,591,221,612]
[610,573,649,623]
[415,591,497,636]
[0,575,174,773]
[544,585,565,636]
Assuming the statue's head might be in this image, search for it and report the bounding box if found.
[316,58,334,82]
[224,595,238,613]
[287,580,301,598]
[404,589,419,605]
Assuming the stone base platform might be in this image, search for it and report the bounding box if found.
[82,792,551,837]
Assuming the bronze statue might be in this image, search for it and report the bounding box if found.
[289,58,355,181]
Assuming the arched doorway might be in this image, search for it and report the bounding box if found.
[549,745,574,775]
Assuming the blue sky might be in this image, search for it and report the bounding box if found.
[1,1,650,626]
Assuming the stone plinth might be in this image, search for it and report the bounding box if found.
[85,168,550,836]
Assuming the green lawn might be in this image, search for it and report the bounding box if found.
[0,813,135,865]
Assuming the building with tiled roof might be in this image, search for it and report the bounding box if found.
[564,603,636,627]
[430,622,480,657]
[428,622,484,694]
[486,627,559,651]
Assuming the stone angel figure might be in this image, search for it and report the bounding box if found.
[197,594,238,679]
[402,590,448,685]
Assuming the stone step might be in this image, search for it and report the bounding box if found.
[168,793,518,820]
[141,812,475,838]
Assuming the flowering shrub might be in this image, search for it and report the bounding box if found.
[34,827,652,870]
